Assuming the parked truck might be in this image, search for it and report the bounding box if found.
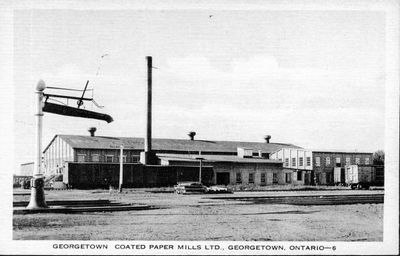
[344,165,384,189]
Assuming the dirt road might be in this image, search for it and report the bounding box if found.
[13,189,383,241]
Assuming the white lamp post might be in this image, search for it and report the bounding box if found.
[27,80,48,209]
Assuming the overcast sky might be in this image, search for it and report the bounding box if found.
[13,9,386,170]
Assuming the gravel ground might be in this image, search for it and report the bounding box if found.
[13,189,383,241]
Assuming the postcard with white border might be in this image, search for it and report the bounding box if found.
[0,0,398,255]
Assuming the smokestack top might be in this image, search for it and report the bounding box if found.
[264,135,271,143]
[88,127,97,137]
[188,131,196,140]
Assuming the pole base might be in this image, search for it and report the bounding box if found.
[26,175,48,209]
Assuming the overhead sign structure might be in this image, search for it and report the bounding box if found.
[42,80,113,123]
[27,79,113,210]
[43,102,113,123]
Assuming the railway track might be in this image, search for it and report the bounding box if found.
[13,199,154,214]
[209,194,384,205]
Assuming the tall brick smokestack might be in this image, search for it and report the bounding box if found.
[144,56,152,164]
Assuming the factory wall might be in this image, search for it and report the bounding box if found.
[270,148,313,170]
[20,162,34,176]
[270,148,313,185]
[63,162,214,188]
[43,136,74,176]
[312,152,373,185]
[74,148,142,164]
[161,159,291,186]
[210,162,295,186]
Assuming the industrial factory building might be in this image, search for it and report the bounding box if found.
[311,150,373,185]
[270,148,373,185]
[157,152,288,186]
[42,130,303,187]
[270,148,313,185]
[41,128,376,188]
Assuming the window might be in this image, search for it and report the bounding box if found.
[335,157,341,167]
[105,155,114,163]
[306,157,311,166]
[297,171,302,181]
[260,173,266,184]
[77,154,86,162]
[315,157,320,167]
[299,157,304,166]
[326,157,331,166]
[292,158,296,167]
[236,173,242,183]
[248,173,254,183]
[284,158,289,167]
[285,173,291,183]
[91,154,99,162]
[345,157,351,165]
[131,155,140,163]
[272,173,278,184]
[355,158,360,164]
[365,157,370,165]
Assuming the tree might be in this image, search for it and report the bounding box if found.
[373,150,384,165]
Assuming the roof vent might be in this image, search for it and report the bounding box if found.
[88,127,97,137]
[188,131,196,141]
[264,135,271,143]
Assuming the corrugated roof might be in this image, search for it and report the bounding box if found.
[50,134,301,153]
[157,153,284,164]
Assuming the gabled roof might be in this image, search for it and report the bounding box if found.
[44,134,302,154]
[157,153,284,164]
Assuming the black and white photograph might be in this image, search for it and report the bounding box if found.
[0,0,398,255]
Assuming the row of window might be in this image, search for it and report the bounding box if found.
[237,172,274,184]
[315,156,370,167]
[235,172,302,184]
[281,157,312,167]
[76,154,140,163]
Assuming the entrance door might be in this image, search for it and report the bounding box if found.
[304,172,310,185]
[216,172,230,185]
[340,168,346,183]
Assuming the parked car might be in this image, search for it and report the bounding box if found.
[22,180,30,189]
[206,186,233,194]
[174,182,207,194]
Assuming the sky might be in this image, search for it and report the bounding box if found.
[13,9,386,172]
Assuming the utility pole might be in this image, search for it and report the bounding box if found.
[119,145,123,193]
[27,80,48,209]
[195,157,205,184]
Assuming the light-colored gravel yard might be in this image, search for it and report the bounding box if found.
[13,189,383,241]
